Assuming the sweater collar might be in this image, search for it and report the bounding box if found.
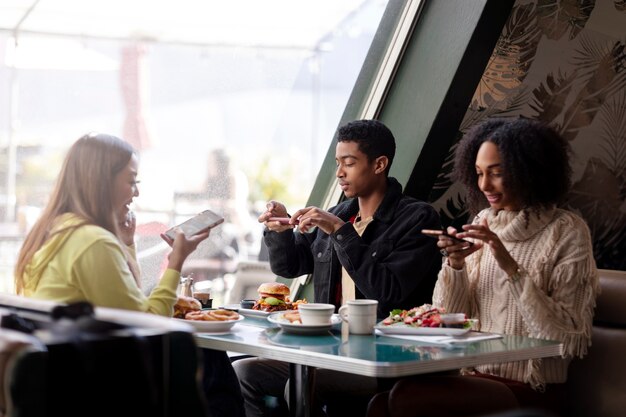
[479,206,558,242]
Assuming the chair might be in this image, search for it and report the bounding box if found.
[564,268,626,417]
[223,260,276,305]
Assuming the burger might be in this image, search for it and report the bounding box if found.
[173,296,202,318]
[252,282,292,312]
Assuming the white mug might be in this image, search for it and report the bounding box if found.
[338,299,378,335]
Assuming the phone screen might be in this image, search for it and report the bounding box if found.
[165,209,224,240]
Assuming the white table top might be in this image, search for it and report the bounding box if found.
[194,317,562,378]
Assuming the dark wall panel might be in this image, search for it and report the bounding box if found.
[428,0,626,270]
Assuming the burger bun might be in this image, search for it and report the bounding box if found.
[257,282,290,296]
[173,296,202,318]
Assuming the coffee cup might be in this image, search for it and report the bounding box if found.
[192,289,212,308]
[338,299,378,335]
[298,303,335,325]
[440,313,466,328]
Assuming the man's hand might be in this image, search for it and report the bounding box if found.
[290,206,345,234]
[259,200,294,232]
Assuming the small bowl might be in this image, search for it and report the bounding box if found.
[240,299,256,309]
[440,313,466,328]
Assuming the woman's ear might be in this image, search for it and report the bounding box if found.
[374,156,388,174]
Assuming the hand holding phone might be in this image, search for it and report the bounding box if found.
[268,217,299,225]
[165,209,224,240]
[421,229,473,246]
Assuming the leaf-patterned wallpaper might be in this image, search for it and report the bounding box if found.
[429,0,626,270]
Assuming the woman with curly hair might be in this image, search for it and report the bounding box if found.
[376,118,599,416]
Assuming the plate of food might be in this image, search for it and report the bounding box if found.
[238,282,308,319]
[268,311,341,335]
[375,304,476,336]
[178,309,244,333]
[172,297,243,332]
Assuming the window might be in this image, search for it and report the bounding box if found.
[0,1,389,300]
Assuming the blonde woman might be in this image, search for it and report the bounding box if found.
[14,133,246,417]
[15,133,207,313]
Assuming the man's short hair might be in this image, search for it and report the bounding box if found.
[337,119,396,172]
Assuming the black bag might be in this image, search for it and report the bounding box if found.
[3,302,209,417]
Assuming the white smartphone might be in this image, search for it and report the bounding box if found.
[165,209,224,240]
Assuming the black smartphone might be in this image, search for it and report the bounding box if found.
[165,209,224,240]
[421,229,474,246]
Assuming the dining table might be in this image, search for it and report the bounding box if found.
[193,315,563,417]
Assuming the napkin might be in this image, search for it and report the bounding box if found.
[375,331,502,345]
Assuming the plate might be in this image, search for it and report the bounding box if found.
[237,308,272,319]
[268,311,341,335]
[374,321,471,336]
[178,315,244,333]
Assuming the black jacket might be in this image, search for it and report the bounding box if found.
[264,177,441,318]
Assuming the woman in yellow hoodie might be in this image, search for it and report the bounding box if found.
[14,132,207,313]
[14,132,246,417]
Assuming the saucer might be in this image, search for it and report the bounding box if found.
[268,312,341,335]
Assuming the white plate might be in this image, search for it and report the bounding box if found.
[268,312,341,335]
[374,321,471,336]
[220,304,275,319]
[178,315,244,333]
[238,308,272,319]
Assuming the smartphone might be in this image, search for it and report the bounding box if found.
[165,209,224,240]
[268,217,299,225]
[421,229,473,246]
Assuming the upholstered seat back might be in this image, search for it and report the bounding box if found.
[565,269,626,417]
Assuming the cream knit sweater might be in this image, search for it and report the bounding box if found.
[433,207,599,390]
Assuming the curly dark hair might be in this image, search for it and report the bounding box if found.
[453,117,572,216]
[337,119,396,175]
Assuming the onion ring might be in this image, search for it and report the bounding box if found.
[208,309,239,321]
[185,309,239,321]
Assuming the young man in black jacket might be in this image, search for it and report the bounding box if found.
[233,119,441,417]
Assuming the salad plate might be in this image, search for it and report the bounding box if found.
[268,311,341,335]
[374,322,471,336]
[377,304,477,337]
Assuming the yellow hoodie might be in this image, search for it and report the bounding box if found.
[23,213,179,317]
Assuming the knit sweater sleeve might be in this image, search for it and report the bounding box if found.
[72,235,179,317]
[432,262,474,315]
[507,214,599,358]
